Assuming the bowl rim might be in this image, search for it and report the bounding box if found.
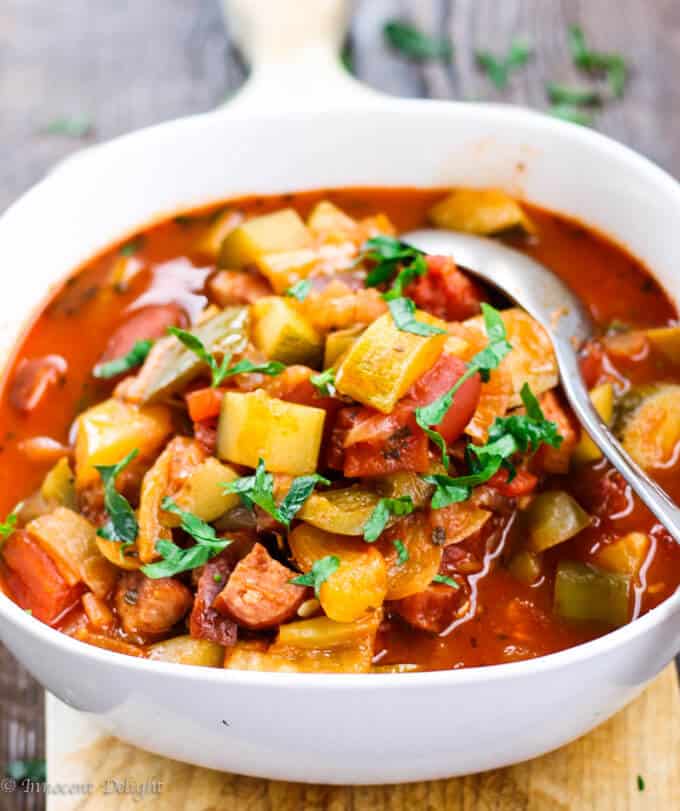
[1,97,679,689]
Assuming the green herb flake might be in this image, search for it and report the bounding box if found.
[433,573,459,589]
[310,368,336,397]
[415,303,512,465]
[393,539,409,566]
[168,326,232,387]
[223,459,329,528]
[546,82,601,106]
[383,20,453,63]
[637,775,645,792]
[388,297,446,338]
[43,115,93,138]
[222,358,286,378]
[364,496,414,543]
[95,450,140,545]
[6,758,46,783]
[0,511,18,541]
[548,104,595,127]
[285,279,313,301]
[361,236,428,300]
[213,573,224,584]
[119,236,144,257]
[567,25,628,98]
[476,37,532,90]
[290,555,340,597]
[93,339,153,379]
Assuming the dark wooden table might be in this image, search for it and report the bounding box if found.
[1,1,679,808]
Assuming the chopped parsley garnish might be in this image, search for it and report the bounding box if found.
[119,236,144,257]
[433,574,459,589]
[95,449,139,544]
[213,572,224,584]
[168,326,283,387]
[476,38,532,89]
[361,236,428,301]
[388,297,446,337]
[285,279,312,301]
[637,775,645,792]
[548,104,595,127]
[422,383,563,508]
[310,368,336,397]
[0,511,18,541]
[363,496,414,543]
[341,42,354,74]
[393,539,409,565]
[6,758,46,783]
[415,303,512,465]
[43,115,93,138]
[567,25,627,98]
[290,555,340,597]
[546,82,601,106]
[93,339,152,379]
[383,20,453,63]
[141,497,232,579]
[224,459,329,528]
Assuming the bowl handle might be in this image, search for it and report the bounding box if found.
[218,0,378,111]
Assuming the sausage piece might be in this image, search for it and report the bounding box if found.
[189,552,237,646]
[10,355,68,413]
[207,270,272,307]
[392,582,464,634]
[99,303,187,364]
[213,543,307,630]
[115,571,192,638]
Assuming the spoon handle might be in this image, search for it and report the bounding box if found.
[555,337,680,544]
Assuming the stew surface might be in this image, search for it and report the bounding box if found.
[0,187,678,673]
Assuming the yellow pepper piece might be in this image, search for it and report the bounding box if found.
[219,208,310,268]
[251,296,323,367]
[335,311,447,413]
[429,188,535,235]
[218,390,325,475]
[572,382,614,465]
[621,385,680,470]
[173,457,241,522]
[594,532,650,577]
[255,249,319,294]
[74,398,172,487]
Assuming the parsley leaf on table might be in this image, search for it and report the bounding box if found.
[567,25,628,98]
[290,555,340,597]
[93,339,153,379]
[363,496,414,543]
[94,449,139,544]
[383,20,453,63]
[476,37,532,89]
[6,758,46,783]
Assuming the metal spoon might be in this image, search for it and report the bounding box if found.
[403,228,680,543]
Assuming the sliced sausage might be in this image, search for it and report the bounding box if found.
[213,543,307,630]
[189,551,237,646]
[392,582,464,634]
[10,355,68,413]
[99,303,187,364]
[115,571,192,638]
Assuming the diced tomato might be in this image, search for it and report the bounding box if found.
[487,468,538,498]
[1,531,84,625]
[579,341,606,389]
[332,354,481,477]
[268,365,341,418]
[405,255,484,322]
[186,387,225,422]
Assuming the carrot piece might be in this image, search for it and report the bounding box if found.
[186,387,225,422]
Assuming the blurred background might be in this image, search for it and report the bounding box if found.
[1,0,679,807]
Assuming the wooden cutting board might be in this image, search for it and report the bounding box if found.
[46,665,680,811]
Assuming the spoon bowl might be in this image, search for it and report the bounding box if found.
[403,228,680,543]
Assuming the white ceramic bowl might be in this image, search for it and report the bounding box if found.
[0,0,679,785]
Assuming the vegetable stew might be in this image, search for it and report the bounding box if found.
[1,187,679,673]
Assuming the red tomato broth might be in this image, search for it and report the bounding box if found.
[0,187,678,672]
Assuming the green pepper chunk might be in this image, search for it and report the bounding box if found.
[554,560,630,627]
